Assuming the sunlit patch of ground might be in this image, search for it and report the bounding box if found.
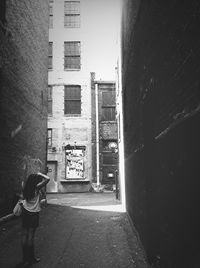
[47,192,126,212]
[71,204,126,212]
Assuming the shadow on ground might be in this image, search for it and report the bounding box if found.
[0,193,149,268]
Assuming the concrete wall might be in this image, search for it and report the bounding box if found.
[122,0,200,267]
[0,0,49,216]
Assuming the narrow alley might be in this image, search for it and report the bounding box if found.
[0,193,149,268]
[1,0,200,267]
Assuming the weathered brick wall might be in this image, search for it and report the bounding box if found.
[122,0,200,267]
[0,0,49,216]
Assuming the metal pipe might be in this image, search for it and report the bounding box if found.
[95,83,100,188]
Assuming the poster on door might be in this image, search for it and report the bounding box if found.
[66,149,84,179]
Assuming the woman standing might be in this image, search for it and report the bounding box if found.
[21,172,50,266]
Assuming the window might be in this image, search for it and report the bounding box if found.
[101,91,116,121]
[64,1,80,28]
[64,85,81,115]
[47,129,52,147]
[49,0,53,28]
[48,42,53,69]
[103,154,116,165]
[64,41,80,70]
[48,86,52,115]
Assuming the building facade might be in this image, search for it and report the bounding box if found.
[0,0,49,216]
[47,0,120,193]
[47,0,92,192]
[91,77,118,191]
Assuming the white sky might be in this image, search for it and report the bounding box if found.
[82,0,121,80]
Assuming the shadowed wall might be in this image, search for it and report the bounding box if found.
[122,0,200,267]
[0,0,49,217]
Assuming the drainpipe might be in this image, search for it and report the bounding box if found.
[95,83,100,190]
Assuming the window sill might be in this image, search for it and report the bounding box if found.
[64,69,81,71]
[64,114,81,117]
[48,150,57,154]
[60,179,90,183]
[64,26,80,29]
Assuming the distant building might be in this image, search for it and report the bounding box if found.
[47,0,92,192]
[0,0,49,217]
[91,78,118,191]
[47,0,119,193]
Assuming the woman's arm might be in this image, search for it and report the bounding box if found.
[36,172,50,190]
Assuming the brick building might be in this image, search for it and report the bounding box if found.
[121,0,200,267]
[0,0,49,216]
[46,0,120,193]
[47,0,92,192]
[91,77,119,191]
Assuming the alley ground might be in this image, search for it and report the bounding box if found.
[0,193,149,268]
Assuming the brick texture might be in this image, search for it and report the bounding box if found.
[0,0,49,217]
[122,0,200,267]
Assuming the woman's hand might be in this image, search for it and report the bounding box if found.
[36,172,50,190]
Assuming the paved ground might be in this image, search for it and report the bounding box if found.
[47,192,124,211]
[0,193,149,268]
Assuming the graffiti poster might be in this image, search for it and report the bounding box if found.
[66,149,84,179]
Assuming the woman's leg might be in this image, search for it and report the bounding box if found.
[27,228,40,263]
[21,227,29,263]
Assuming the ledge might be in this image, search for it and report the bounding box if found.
[60,179,90,183]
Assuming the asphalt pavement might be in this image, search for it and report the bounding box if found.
[0,193,149,268]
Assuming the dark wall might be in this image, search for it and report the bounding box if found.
[122,0,200,267]
[91,75,117,185]
[0,0,49,217]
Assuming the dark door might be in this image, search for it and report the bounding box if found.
[101,141,118,185]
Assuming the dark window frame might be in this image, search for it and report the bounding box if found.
[64,85,81,116]
[64,41,81,70]
[49,0,53,28]
[48,86,53,115]
[48,42,53,70]
[101,91,116,121]
[64,1,80,28]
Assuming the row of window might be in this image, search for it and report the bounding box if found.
[49,1,80,28]
[48,41,81,70]
[48,86,116,121]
